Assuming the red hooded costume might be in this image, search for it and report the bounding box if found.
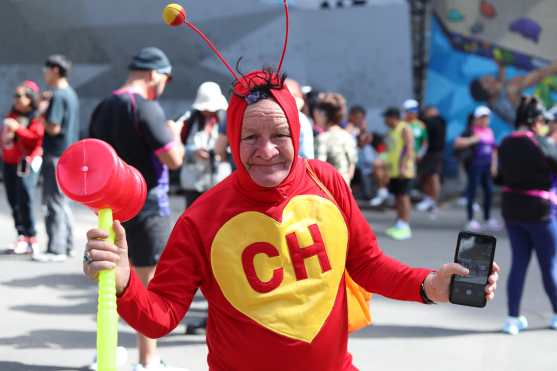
[117,70,432,370]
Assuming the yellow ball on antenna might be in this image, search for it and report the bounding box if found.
[163,3,186,27]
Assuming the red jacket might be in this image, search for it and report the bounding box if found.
[2,111,44,165]
[117,71,431,371]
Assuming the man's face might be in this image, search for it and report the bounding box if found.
[42,66,57,86]
[404,111,418,121]
[384,115,398,128]
[349,112,365,128]
[148,71,170,100]
[240,99,295,188]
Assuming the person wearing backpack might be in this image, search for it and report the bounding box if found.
[88,47,187,371]
[177,81,230,208]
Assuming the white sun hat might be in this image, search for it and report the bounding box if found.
[192,81,228,112]
[474,105,491,118]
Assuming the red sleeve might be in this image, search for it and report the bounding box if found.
[309,160,432,302]
[15,117,44,153]
[117,216,204,338]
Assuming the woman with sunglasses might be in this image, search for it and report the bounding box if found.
[1,80,45,254]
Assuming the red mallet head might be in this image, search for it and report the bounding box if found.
[56,139,147,222]
[163,3,186,27]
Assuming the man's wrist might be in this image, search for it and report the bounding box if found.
[421,274,436,304]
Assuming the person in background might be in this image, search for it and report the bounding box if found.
[178,81,230,208]
[416,106,446,214]
[314,92,357,184]
[345,105,367,138]
[285,78,314,159]
[89,47,186,371]
[356,131,377,201]
[403,99,428,162]
[454,106,499,232]
[34,54,79,262]
[497,96,557,335]
[379,107,415,240]
[1,80,44,255]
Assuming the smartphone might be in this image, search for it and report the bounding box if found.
[449,231,496,308]
[17,158,30,177]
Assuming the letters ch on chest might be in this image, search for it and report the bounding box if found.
[241,223,332,293]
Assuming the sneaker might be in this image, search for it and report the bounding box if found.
[502,316,528,335]
[385,225,412,240]
[464,220,482,232]
[484,218,502,232]
[32,251,68,262]
[132,357,190,371]
[456,196,467,207]
[185,319,207,335]
[428,205,439,220]
[369,188,389,207]
[416,198,435,212]
[88,346,128,370]
[67,248,77,257]
[12,236,32,254]
[550,314,557,330]
[27,237,39,254]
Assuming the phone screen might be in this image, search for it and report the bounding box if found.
[450,232,496,307]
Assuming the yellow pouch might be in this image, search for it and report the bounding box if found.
[305,160,373,333]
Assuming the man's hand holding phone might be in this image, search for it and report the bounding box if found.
[423,261,500,303]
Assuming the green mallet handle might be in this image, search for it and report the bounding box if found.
[97,208,118,371]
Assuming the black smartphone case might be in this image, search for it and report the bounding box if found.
[449,231,496,308]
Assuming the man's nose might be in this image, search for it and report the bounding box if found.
[256,138,278,159]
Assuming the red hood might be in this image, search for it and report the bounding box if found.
[226,70,303,204]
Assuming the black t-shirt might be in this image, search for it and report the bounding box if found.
[498,133,557,221]
[88,93,174,191]
[424,115,446,154]
[44,86,80,156]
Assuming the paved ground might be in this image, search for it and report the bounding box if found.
[0,184,555,371]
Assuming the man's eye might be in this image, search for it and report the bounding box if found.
[242,135,256,141]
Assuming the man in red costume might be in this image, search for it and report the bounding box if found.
[84,69,499,371]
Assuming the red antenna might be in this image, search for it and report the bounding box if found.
[277,0,289,76]
[185,22,241,82]
[162,3,241,82]
[163,2,290,83]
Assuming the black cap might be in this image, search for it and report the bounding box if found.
[45,54,72,76]
[129,47,172,76]
[382,107,400,118]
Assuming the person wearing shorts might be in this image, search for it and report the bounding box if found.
[381,107,415,240]
[88,47,186,370]
[416,105,446,213]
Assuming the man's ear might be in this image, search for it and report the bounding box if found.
[147,70,157,82]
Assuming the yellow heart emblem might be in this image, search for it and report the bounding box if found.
[211,195,348,343]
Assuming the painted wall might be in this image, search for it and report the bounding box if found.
[426,0,557,176]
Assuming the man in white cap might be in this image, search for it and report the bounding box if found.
[403,99,428,162]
